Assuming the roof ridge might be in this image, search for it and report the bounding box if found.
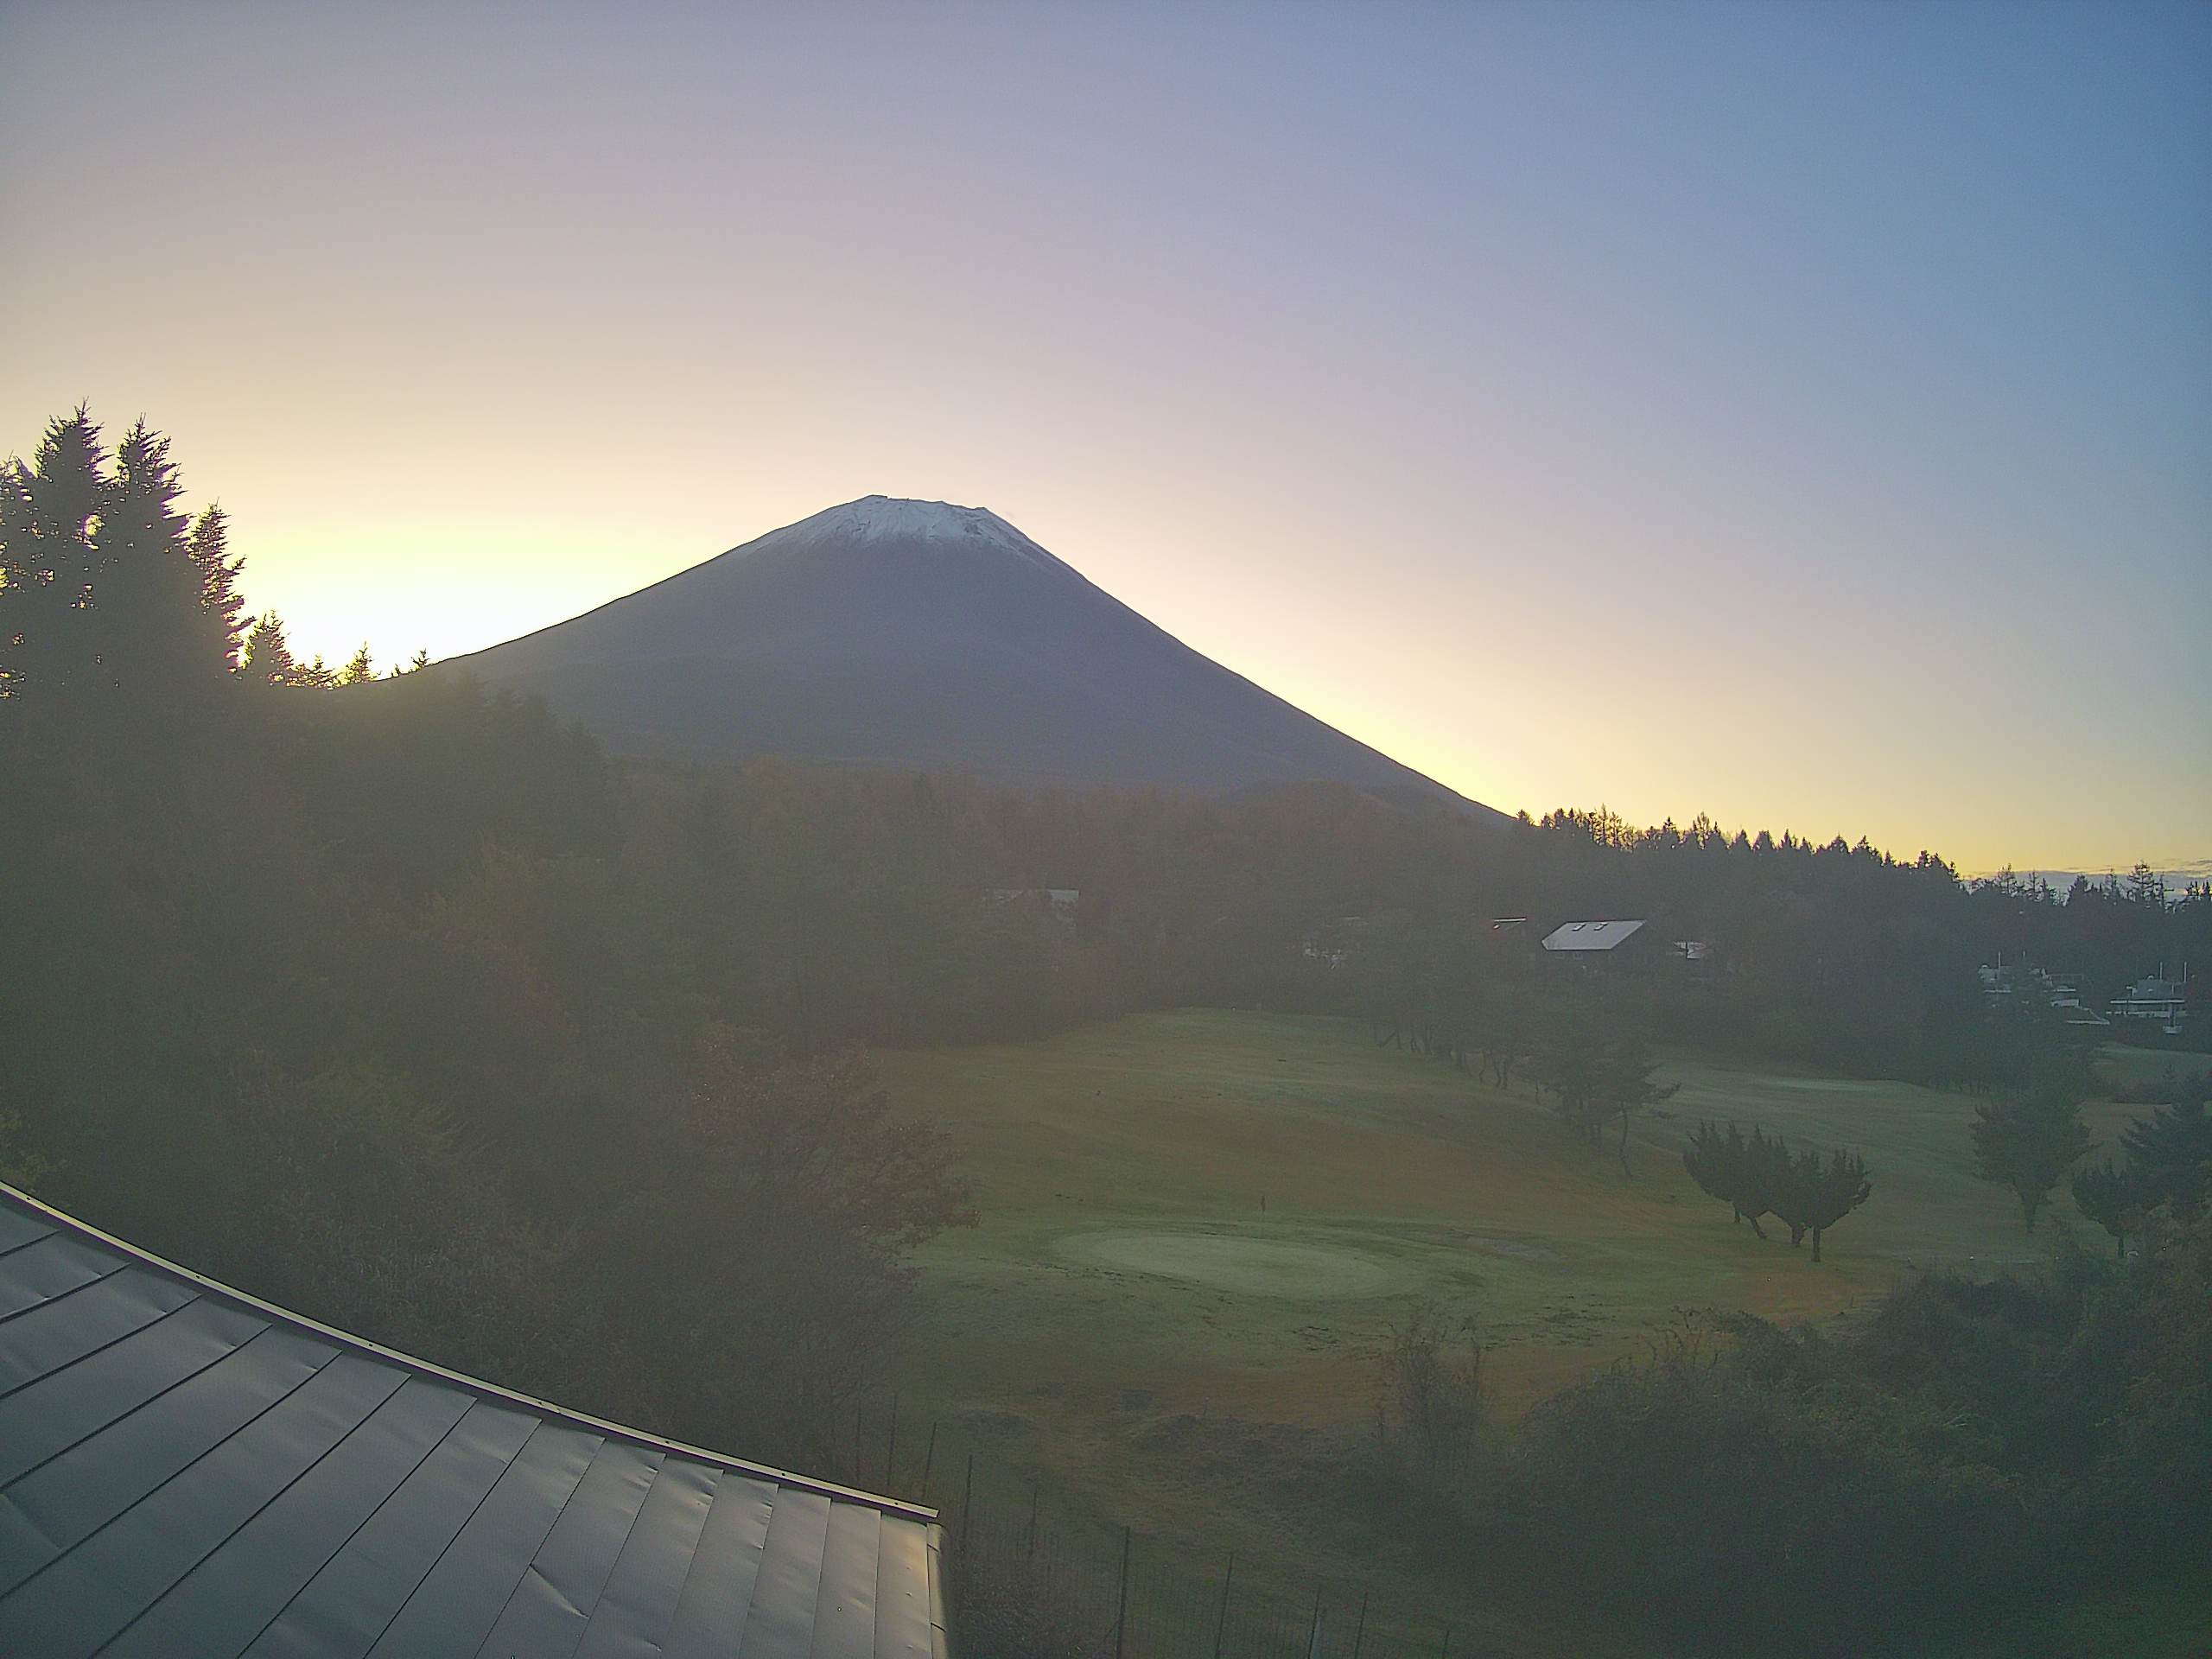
[0,1181,937,1524]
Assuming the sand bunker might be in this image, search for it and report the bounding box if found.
[1056,1230,1412,1298]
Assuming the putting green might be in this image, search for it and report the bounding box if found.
[1056,1229,1414,1297]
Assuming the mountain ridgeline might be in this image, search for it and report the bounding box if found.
[435,496,1503,814]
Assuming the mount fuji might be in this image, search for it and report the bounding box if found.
[435,496,1503,817]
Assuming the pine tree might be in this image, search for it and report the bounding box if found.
[1683,1121,1787,1239]
[0,408,107,703]
[89,419,197,698]
[339,642,375,685]
[1971,1084,2093,1232]
[2118,1094,2212,1221]
[239,610,299,687]
[188,505,247,671]
[1771,1147,1872,1261]
[2125,862,2165,909]
[2069,1159,2139,1258]
[1683,1120,1742,1215]
[1599,1039,1679,1176]
[6,414,245,709]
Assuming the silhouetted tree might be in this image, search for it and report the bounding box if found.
[586,1033,975,1460]
[2118,1093,2212,1222]
[1683,1121,1788,1238]
[1772,1147,1872,1261]
[1381,1299,1484,1489]
[3,413,242,720]
[1598,1039,1678,1175]
[0,407,107,704]
[1971,1084,2092,1232]
[1684,1121,1744,1222]
[239,610,299,686]
[91,418,200,699]
[1545,1022,1607,1150]
[187,505,247,671]
[1477,982,1535,1090]
[2070,1159,2139,1258]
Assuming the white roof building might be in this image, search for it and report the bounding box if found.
[1541,919,1648,953]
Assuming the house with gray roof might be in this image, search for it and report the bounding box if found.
[1538,918,1669,977]
[1540,918,1648,955]
[0,1180,948,1659]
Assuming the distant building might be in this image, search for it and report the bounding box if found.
[1539,919,1656,975]
[1980,959,2064,1004]
[1541,918,1648,955]
[1979,959,2122,1027]
[2044,971,2094,1015]
[2111,973,2190,1031]
[984,887,1081,920]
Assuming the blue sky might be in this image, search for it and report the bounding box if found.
[4,1,2206,869]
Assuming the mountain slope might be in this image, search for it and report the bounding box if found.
[435,496,1503,817]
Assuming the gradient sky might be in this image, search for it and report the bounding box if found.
[6,1,2207,873]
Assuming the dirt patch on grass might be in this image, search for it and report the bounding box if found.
[1056,1229,1415,1298]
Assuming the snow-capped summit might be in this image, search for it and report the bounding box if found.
[747,495,1069,575]
[431,499,1500,816]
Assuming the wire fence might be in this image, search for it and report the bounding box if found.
[833,1398,1475,1659]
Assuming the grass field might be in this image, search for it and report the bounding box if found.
[874,1012,2166,1655]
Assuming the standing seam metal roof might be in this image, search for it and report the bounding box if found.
[0,1182,948,1659]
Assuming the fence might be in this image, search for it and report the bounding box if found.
[834,1399,1477,1659]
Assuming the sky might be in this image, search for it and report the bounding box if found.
[5,1,2207,874]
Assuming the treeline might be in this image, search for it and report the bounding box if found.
[1970,863,2211,1015]
[1330,818,2207,1094]
[1322,834,1999,1094]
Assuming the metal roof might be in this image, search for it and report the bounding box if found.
[1539,918,1648,952]
[0,1182,947,1659]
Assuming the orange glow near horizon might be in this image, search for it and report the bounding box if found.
[3,4,2205,878]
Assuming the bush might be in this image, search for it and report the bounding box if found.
[1503,1313,2038,1654]
[1486,1225,2212,1655]
[1379,1300,1486,1491]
